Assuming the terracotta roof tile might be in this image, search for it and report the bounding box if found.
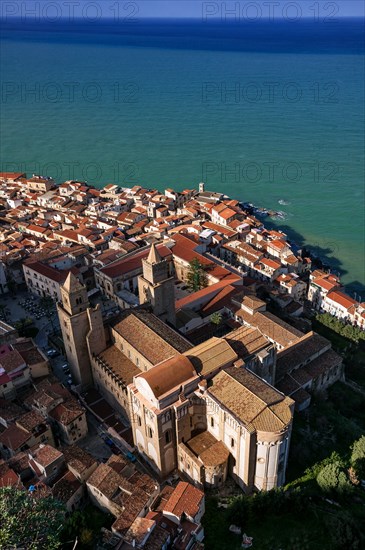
[186,431,229,468]
[185,337,237,376]
[164,481,204,520]
[137,355,196,398]
[209,367,293,433]
[0,463,20,488]
[100,244,171,279]
[0,424,31,450]
[276,332,331,380]
[326,290,358,309]
[113,310,192,365]
[53,470,81,503]
[32,444,63,467]
[49,399,84,425]
[97,345,140,386]
[225,326,270,357]
[63,445,96,475]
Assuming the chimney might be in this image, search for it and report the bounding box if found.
[233,359,245,369]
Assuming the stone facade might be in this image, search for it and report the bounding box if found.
[58,272,105,389]
[128,354,294,492]
[138,243,176,326]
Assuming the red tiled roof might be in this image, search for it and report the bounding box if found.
[228,219,248,230]
[23,261,77,284]
[0,464,20,488]
[216,207,236,220]
[137,355,196,398]
[164,481,204,520]
[260,258,282,270]
[0,349,25,373]
[268,239,286,250]
[49,400,84,425]
[0,172,25,180]
[269,230,286,239]
[55,229,80,242]
[100,244,171,279]
[327,290,357,310]
[171,234,232,280]
[53,470,81,503]
[201,284,240,315]
[284,255,298,265]
[202,221,237,237]
[312,277,339,292]
[175,278,241,310]
[26,225,47,234]
[32,444,63,467]
[212,203,227,213]
[0,424,31,450]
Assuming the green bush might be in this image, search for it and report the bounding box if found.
[227,487,307,527]
[186,257,208,292]
[323,511,364,550]
[0,487,65,549]
[316,462,352,495]
[226,495,249,528]
[315,313,365,343]
[351,436,365,480]
[61,505,113,549]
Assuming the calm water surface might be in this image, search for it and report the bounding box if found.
[1,19,364,291]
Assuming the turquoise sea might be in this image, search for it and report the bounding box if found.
[0,19,364,292]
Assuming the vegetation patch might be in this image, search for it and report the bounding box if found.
[313,313,365,344]
[0,487,66,550]
[60,504,114,549]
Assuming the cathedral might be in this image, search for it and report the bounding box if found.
[57,245,294,493]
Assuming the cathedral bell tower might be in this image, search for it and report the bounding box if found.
[60,272,89,316]
[57,272,105,389]
[138,243,176,326]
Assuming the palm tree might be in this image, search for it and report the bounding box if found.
[14,317,32,336]
[210,312,222,326]
[6,276,17,296]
